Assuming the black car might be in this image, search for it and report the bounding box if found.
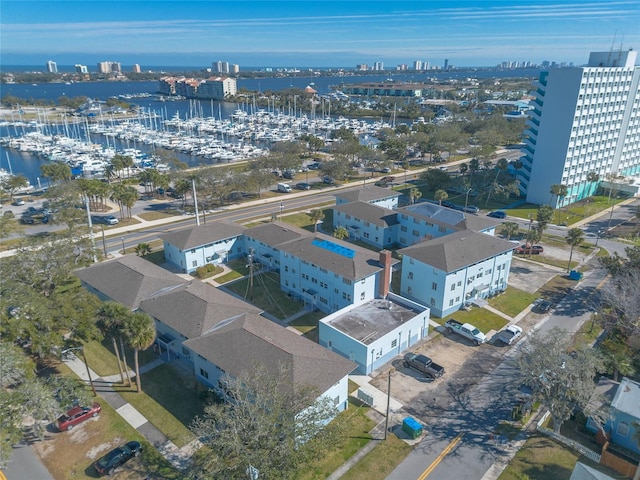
[94,441,142,476]
[488,210,507,219]
[295,182,311,190]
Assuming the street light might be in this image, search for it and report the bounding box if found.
[99,225,107,257]
[61,346,96,396]
[595,229,602,247]
[464,188,472,211]
[280,201,284,217]
[121,236,126,255]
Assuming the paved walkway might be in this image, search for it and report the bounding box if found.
[62,352,197,470]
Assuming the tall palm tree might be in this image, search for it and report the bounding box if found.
[134,243,152,256]
[308,209,325,233]
[434,189,448,206]
[96,302,131,386]
[333,226,349,240]
[409,187,422,205]
[123,312,156,393]
[500,222,520,241]
[550,184,568,209]
[565,227,584,273]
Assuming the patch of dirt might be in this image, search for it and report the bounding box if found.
[86,437,122,460]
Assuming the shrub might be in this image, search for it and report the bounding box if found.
[194,263,223,279]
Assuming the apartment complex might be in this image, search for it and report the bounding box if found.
[46,60,57,73]
[158,76,237,100]
[520,49,640,207]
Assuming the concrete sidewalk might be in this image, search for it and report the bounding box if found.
[62,352,197,470]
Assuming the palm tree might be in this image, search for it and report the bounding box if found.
[96,302,131,386]
[308,209,325,233]
[333,226,349,240]
[526,226,542,258]
[550,184,568,209]
[434,189,448,206]
[134,243,152,256]
[565,227,584,273]
[409,187,422,205]
[585,171,600,199]
[500,222,520,241]
[122,312,156,393]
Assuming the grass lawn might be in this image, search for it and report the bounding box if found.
[289,310,325,335]
[83,339,156,378]
[340,434,413,480]
[488,286,538,318]
[224,271,305,319]
[137,210,181,221]
[117,363,207,448]
[498,434,581,480]
[438,308,509,333]
[37,364,179,479]
[214,258,249,284]
[298,399,377,480]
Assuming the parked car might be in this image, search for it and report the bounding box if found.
[495,325,523,345]
[513,244,544,254]
[323,176,335,185]
[463,205,479,214]
[20,216,36,224]
[95,215,119,225]
[12,198,25,206]
[403,352,445,379]
[488,210,506,219]
[445,319,486,345]
[295,182,311,190]
[282,170,295,179]
[442,201,456,209]
[533,298,552,313]
[56,402,101,431]
[94,441,142,476]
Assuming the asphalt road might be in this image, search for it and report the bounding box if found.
[386,264,609,480]
[4,442,54,480]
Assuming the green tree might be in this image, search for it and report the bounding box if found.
[409,187,422,205]
[420,168,451,192]
[500,222,520,241]
[333,226,349,240]
[565,228,584,273]
[41,162,72,183]
[134,242,152,256]
[550,184,568,210]
[122,312,156,393]
[518,327,603,433]
[1,174,29,201]
[96,302,132,386]
[434,189,448,206]
[308,209,325,233]
[190,364,342,480]
[536,205,554,231]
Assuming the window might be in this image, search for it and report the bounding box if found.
[361,292,366,300]
[401,225,408,232]
[407,286,413,295]
[617,422,629,437]
[320,297,328,304]
[457,281,462,287]
[363,232,369,238]
[430,297,436,306]
[449,299,454,306]
[450,284,455,291]
[391,339,397,348]
[192,260,198,267]
[412,229,419,236]
[432,282,437,290]
[285,266,289,272]
[199,368,209,379]
[408,272,413,279]
[333,396,340,407]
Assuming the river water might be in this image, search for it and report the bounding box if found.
[1,68,541,184]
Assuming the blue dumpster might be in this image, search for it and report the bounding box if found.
[402,417,423,439]
[569,270,583,281]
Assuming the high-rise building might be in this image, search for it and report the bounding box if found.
[97,61,122,74]
[212,61,230,74]
[413,60,423,71]
[519,49,640,207]
[132,64,141,73]
[373,61,384,71]
[47,60,58,73]
[444,59,449,70]
[75,64,88,74]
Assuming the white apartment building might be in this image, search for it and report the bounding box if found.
[46,60,58,73]
[520,49,640,207]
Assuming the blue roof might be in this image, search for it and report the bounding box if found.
[311,238,355,258]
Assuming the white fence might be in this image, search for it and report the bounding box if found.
[536,411,601,463]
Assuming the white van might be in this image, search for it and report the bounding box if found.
[277,183,292,193]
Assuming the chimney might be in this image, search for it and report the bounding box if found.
[379,249,392,299]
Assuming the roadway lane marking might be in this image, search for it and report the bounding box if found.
[417,432,464,480]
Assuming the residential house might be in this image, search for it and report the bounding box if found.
[160,220,245,273]
[319,294,430,374]
[184,313,356,412]
[334,186,401,209]
[399,230,514,317]
[75,255,187,310]
[332,201,399,249]
[587,377,640,455]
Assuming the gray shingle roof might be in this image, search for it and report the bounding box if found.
[184,314,356,395]
[278,232,394,280]
[159,220,245,251]
[333,201,399,228]
[335,186,401,204]
[244,221,312,246]
[139,280,262,339]
[75,255,187,309]
[398,203,499,232]
[399,230,515,273]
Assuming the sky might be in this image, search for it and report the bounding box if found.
[1,0,639,68]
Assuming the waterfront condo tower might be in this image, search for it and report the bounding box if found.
[519,49,640,208]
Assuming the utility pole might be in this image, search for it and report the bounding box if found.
[384,370,392,440]
[192,178,200,226]
[247,248,254,301]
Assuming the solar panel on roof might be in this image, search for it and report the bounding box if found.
[311,239,355,258]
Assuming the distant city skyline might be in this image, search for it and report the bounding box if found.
[1,1,639,68]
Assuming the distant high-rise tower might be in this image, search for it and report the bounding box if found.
[212,61,230,74]
[519,49,640,208]
[47,60,58,73]
[373,61,384,71]
[444,59,449,70]
[132,64,141,73]
[413,60,423,71]
[75,64,88,74]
